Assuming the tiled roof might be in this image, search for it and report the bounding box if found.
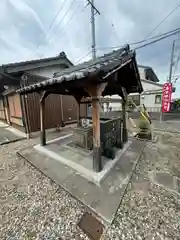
[17,44,143,95]
[1,52,72,69]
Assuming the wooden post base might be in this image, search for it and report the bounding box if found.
[77,102,81,127]
[93,147,102,172]
[122,127,128,143]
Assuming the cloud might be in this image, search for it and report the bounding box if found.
[0,0,180,95]
[8,0,45,35]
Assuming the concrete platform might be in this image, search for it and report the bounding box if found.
[34,134,131,185]
[18,139,146,223]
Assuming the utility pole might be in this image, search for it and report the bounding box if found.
[87,0,100,60]
[160,40,176,122]
[168,40,176,82]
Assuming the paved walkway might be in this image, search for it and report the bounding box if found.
[153,120,180,132]
[0,123,25,145]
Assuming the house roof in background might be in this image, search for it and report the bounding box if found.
[138,64,160,83]
[138,65,152,69]
[141,78,176,93]
[0,52,73,74]
[141,78,163,87]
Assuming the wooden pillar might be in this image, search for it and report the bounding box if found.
[73,95,82,127]
[20,94,30,139]
[92,96,101,172]
[4,96,11,125]
[117,116,123,149]
[77,101,81,127]
[121,87,128,143]
[60,95,64,127]
[86,83,107,172]
[40,98,45,146]
[39,91,49,146]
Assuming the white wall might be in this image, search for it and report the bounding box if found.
[141,93,162,112]
[141,80,162,112]
[104,94,122,111]
[138,67,146,79]
[142,80,163,91]
[27,65,65,78]
[104,80,163,112]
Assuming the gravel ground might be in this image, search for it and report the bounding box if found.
[103,131,180,239]
[1,129,180,239]
[0,139,89,240]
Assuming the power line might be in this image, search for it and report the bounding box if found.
[54,3,88,43]
[74,50,92,64]
[43,0,76,49]
[138,2,180,47]
[134,29,180,50]
[133,28,180,46]
[39,2,88,59]
[47,0,68,32]
[97,2,180,57]
[36,0,67,52]
[71,27,180,67]
[100,12,120,43]
[97,27,180,50]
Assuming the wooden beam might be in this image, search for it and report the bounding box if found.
[40,98,45,146]
[60,95,64,126]
[2,97,7,123]
[4,96,11,125]
[80,101,91,104]
[20,94,30,139]
[80,97,121,104]
[39,91,49,146]
[40,91,49,103]
[121,87,128,143]
[85,83,107,172]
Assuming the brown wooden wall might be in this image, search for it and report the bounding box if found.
[26,93,87,133]
[26,93,62,132]
[0,99,5,120]
[7,93,24,126]
[61,95,87,123]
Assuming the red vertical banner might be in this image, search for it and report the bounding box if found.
[162,83,173,112]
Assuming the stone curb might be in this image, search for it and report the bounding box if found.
[0,137,26,146]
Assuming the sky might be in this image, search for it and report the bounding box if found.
[0,0,180,96]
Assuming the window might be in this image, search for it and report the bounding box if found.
[155,95,161,104]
